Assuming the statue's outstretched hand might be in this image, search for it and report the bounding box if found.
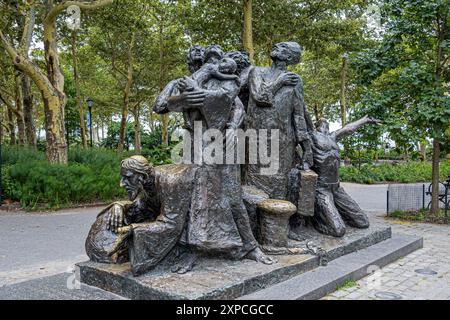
[368,117,383,125]
[361,114,382,125]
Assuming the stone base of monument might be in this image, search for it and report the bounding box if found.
[240,233,422,300]
[77,223,421,300]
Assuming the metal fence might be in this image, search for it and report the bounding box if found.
[386,183,447,215]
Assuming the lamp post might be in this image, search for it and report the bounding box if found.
[87,97,93,147]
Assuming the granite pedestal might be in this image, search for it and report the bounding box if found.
[78,224,393,300]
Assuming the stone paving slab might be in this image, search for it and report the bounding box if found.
[78,225,391,300]
[324,210,450,300]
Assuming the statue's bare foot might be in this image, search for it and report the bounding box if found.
[171,251,197,274]
[246,247,277,265]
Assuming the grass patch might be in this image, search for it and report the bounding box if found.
[336,280,358,291]
[388,209,449,225]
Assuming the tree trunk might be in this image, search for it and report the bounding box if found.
[340,55,349,161]
[118,91,130,152]
[93,125,99,144]
[158,23,169,146]
[18,3,36,149]
[313,103,322,122]
[118,34,135,153]
[22,75,36,148]
[14,74,27,145]
[161,114,169,146]
[133,105,141,154]
[71,31,87,148]
[402,145,408,161]
[7,108,16,145]
[42,15,67,163]
[243,0,254,63]
[0,0,113,162]
[148,109,155,132]
[429,9,446,214]
[419,142,426,161]
[430,138,440,214]
[339,54,348,126]
[42,94,67,163]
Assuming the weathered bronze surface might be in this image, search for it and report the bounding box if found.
[86,157,198,275]
[243,42,315,200]
[85,42,381,281]
[309,116,381,237]
[79,225,392,299]
[153,44,275,266]
[257,199,296,248]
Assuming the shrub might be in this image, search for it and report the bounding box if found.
[69,147,124,169]
[1,145,176,209]
[5,160,125,209]
[2,147,129,209]
[2,146,45,165]
[339,161,450,184]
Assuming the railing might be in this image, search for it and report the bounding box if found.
[386,177,449,222]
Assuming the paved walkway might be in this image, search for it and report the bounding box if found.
[323,184,450,300]
[0,183,448,299]
[0,207,99,287]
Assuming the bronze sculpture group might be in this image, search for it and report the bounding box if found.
[85,42,381,276]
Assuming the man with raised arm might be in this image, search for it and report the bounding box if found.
[310,115,381,237]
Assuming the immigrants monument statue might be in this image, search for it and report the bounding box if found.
[84,42,381,278]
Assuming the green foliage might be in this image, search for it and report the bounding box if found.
[2,146,125,209]
[352,0,450,147]
[1,164,15,200]
[1,146,45,165]
[6,160,123,209]
[2,145,174,209]
[101,122,135,150]
[340,161,450,184]
[69,147,125,168]
[140,145,173,166]
[100,121,177,159]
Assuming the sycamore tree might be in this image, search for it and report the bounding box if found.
[86,0,148,152]
[0,1,37,147]
[184,0,373,112]
[0,0,113,163]
[86,0,186,151]
[353,0,449,214]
